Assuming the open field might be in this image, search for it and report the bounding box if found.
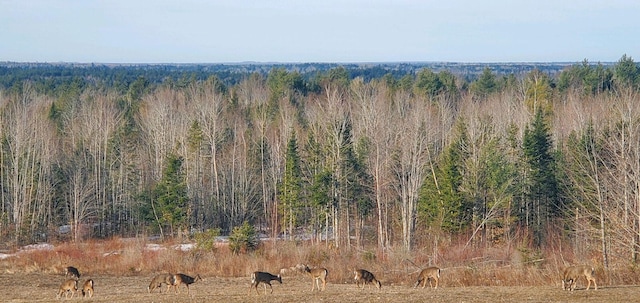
[1,273,637,303]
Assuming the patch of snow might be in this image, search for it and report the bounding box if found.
[173,243,195,251]
[144,243,166,251]
[19,243,54,251]
[0,253,15,259]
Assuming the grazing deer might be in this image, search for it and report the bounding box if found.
[414,267,440,289]
[64,266,81,279]
[304,266,328,291]
[249,271,282,294]
[148,273,174,293]
[354,269,381,289]
[562,265,597,291]
[171,273,202,294]
[81,279,94,298]
[57,278,78,299]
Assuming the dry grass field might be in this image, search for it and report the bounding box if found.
[1,238,640,302]
[0,272,637,303]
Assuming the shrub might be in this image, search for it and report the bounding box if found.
[193,228,221,252]
[228,222,259,254]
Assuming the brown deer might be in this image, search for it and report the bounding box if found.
[81,279,94,298]
[354,269,381,289]
[148,273,174,293]
[64,266,81,279]
[562,265,597,291]
[414,267,440,289]
[171,273,202,294]
[304,266,328,291]
[249,271,282,294]
[57,278,78,299]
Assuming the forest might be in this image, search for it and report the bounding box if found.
[0,55,639,271]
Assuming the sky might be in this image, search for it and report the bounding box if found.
[1,0,638,63]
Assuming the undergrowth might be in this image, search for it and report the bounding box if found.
[0,236,638,287]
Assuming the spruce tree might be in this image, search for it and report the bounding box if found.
[522,109,560,246]
[419,120,470,233]
[151,153,189,238]
[279,131,302,240]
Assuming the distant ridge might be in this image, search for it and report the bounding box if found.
[0,61,616,89]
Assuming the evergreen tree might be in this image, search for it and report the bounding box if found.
[326,66,350,89]
[303,130,333,244]
[614,54,639,88]
[471,67,497,99]
[414,68,443,98]
[419,120,470,233]
[150,153,189,238]
[279,131,303,240]
[521,109,560,246]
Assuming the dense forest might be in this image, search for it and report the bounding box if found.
[0,56,638,269]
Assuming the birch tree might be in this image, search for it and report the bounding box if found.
[392,96,434,251]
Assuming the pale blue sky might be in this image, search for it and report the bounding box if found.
[1,0,638,63]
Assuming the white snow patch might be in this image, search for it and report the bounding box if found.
[145,243,166,251]
[19,243,54,251]
[0,253,15,259]
[173,243,195,251]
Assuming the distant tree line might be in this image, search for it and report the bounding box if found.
[0,55,639,268]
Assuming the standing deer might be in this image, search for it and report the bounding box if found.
[249,271,282,294]
[57,278,78,299]
[64,266,81,279]
[171,273,202,294]
[81,279,94,298]
[562,265,597,291]
[414,267,440,289]
[304,266,328,291]
[354,269,381,289]
[148,273,175,293]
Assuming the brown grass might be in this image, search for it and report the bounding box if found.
[1,236,640,288]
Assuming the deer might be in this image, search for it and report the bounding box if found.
[414,266,441,289]
[81,279,94,298]
[57,278,78,299]
[148,273,175,293]
[304,265,328,291]
[354,269,382,289]
[171,273,202,294]
[64,266,81,279]
[249,271,282,294]
[562,265,597,291]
